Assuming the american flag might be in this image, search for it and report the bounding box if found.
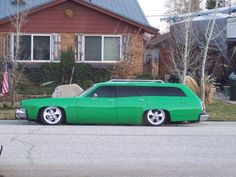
[1,62,9,95]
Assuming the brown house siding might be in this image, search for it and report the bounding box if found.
[0,1,151,76]
[0,33,3,59]
[0,1,138,34]
[159,48,171,80]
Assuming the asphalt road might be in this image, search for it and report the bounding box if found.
[0,120,236,177]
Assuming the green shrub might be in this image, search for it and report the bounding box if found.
[83,80,94,89]
[22,64,111,94]
[24,63,61,84]
[135,72,154,79]
[61,47,75,84]
[20,48,111,94]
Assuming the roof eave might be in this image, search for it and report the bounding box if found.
[0,0,159,34]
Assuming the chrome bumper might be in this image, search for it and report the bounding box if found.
[16,108,27,120]
[199,113,209,121]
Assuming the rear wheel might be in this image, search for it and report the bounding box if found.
[143,109,167,126]
[40,107,64,125]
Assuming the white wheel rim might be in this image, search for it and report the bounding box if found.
[43,107,62,125]
[147,109,165,126]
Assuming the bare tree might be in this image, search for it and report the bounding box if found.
[200,0,219,102]
[8,1,28,107]
[225,0,236,6]
[165,0,203,15]
[112,31,144,79]
[162,0,230,103]
[161,0,202,84]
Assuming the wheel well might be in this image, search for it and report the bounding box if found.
[37,106,67,123]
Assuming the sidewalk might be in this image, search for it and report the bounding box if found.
[213,91,236,105]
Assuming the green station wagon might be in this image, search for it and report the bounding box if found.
[16,80,208,126]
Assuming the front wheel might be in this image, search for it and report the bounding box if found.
[40,107,65,125]
[143,109,167,126]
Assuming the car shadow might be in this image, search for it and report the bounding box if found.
[0,119,205,127]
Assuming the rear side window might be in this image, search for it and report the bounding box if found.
[139,86,186,97]
[89,86,116,98]
[117,86,140,97]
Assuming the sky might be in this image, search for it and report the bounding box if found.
[137,0,208,33]
[137,0,169,33]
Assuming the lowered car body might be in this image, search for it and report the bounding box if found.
[16,80,208,126]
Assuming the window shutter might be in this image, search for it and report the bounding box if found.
[3,33,13,62]
[52,34,61,62]
[122,35,130,60]
[75,34,84,62]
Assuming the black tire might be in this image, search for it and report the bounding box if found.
[143,109,167,126]
[40,107,65,125]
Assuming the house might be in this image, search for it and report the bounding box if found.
[0,0,159,75]
[147,7,236,83]
[145,33,171,80]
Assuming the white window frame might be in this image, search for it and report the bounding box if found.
[12,33,52,63]
[79,34,122,63]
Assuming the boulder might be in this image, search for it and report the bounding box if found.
[52,84,83,98]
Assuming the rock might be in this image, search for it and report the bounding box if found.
[52,84,83,98]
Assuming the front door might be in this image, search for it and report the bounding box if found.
[77,86,117,124]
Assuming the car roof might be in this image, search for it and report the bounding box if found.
[95,80,185,88]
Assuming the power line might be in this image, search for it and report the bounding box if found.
[146,15,167,17]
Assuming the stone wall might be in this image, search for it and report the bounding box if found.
[128,33,144,76]
[112,33,144,78]
[59,32,144,75]
[60,33,75,51]
[0,31,145,76]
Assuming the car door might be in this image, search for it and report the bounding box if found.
[115,86,146,124]
[77,86,117,124]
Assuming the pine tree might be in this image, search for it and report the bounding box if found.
[205,0,225,9]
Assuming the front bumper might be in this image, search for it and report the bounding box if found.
[199,113,209,121]
[16,108,27,120]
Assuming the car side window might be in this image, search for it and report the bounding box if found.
[117,86,140,97]
[88,86,116,98]
[139,86,186,97]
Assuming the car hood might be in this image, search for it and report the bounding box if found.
[21,97,77,107]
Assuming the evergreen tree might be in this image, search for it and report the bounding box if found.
[205,0,225,9]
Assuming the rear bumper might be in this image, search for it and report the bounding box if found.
[199,113,209,121]
[16,108,27,120]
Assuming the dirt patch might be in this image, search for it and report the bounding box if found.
[0,109,16,120]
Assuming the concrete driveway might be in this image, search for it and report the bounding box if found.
[0,120,236,177]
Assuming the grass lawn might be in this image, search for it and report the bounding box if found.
[207,100,236,121]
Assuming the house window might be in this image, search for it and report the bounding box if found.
[104,37,120,61]
[83,35,121,62]
[15,35,31,61]
[85,36,102,61]
[14,34,51,62]
[33,36,50,61]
